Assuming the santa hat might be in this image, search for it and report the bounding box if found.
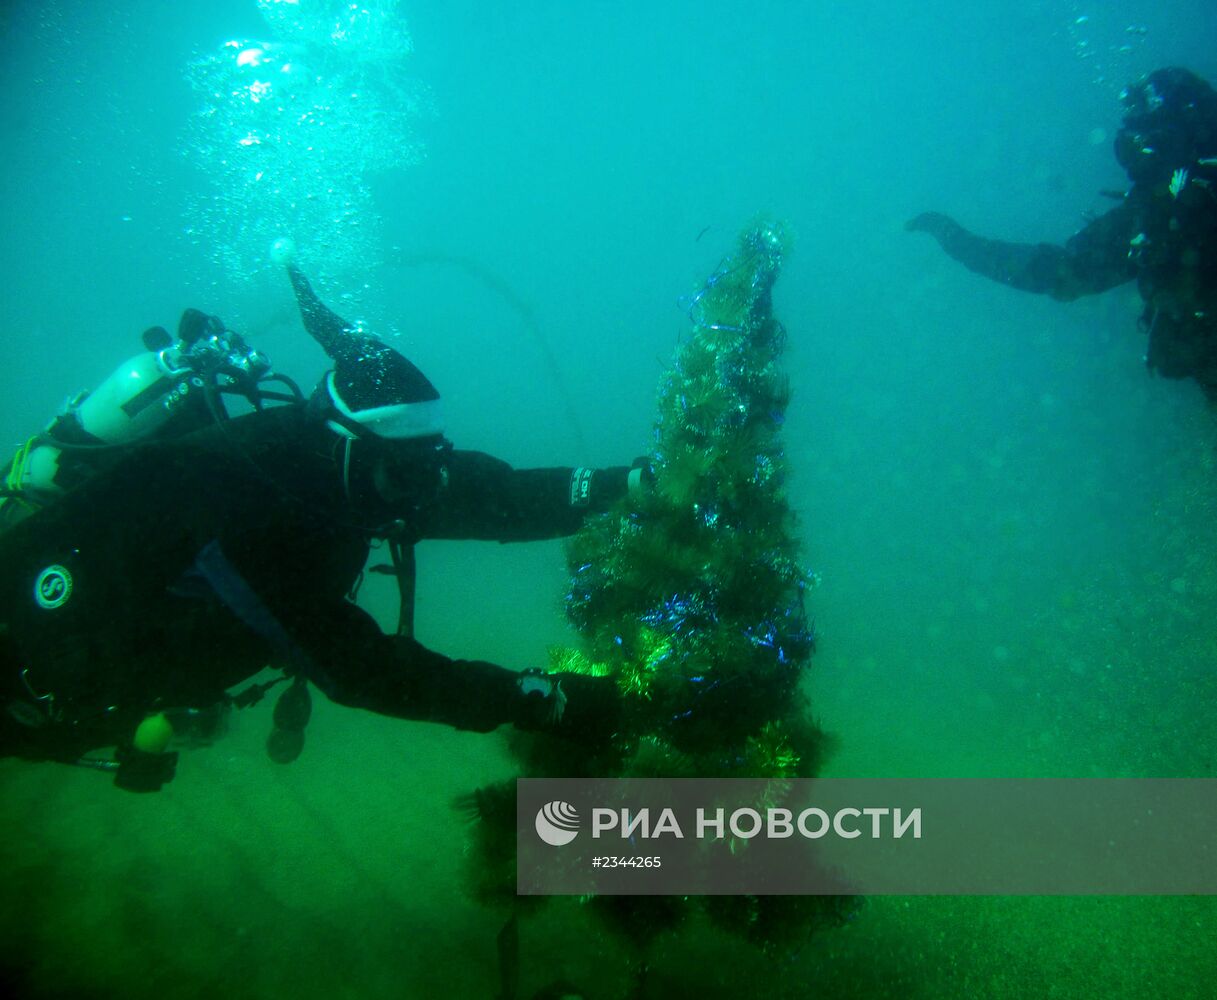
[325,344,444,440]
[287,263,444,440]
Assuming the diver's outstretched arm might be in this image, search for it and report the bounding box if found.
[906,202,1137,301]
[414,448,638,543]
[292,599,619,741]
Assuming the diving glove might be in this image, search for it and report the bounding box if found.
[515,668,568,727]
[627,456,655,500]
[905,211,966,245]
[569,457,654,511]
[514,668,621,745]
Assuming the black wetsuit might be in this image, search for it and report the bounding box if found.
[908,67,1217,396]
[0,403,626,765]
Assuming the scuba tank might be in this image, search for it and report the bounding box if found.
[0,309,299,529]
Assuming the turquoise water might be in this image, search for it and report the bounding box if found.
[2,1,1216,996]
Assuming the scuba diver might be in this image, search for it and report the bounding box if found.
[907,67,1217,399]
[0,246,644,792]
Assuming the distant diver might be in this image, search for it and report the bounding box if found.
[907,67,1217,400]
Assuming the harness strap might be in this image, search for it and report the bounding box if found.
[388,536,417,638]
[192,539,337,696]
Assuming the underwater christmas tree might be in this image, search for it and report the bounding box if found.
[557,220,822,782]
[466,222,848,968]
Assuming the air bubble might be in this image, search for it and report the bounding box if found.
[183,0,422,284]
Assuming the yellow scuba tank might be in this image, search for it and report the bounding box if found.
[133,712,175,754]
[0,343,190,525]
[0,314,277,527]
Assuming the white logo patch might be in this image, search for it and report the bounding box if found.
[34,565,73,610]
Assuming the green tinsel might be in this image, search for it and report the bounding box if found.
[461,221,848,959]
[560,221,818,767]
